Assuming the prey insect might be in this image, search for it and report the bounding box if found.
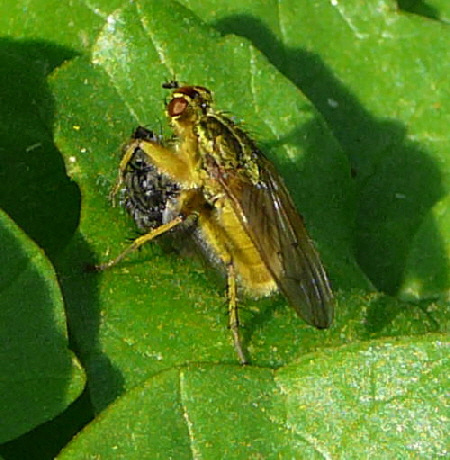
[96,82,334,364]
[116,126,182,232]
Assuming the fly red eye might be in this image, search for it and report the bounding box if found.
[168,97,188,117]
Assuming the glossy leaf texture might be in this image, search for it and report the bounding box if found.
[0,0,448,458]
[0,210,85,443]
[50,0,366,410]
[58,338,449,459]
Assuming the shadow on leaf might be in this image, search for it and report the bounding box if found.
[213,14,447,298]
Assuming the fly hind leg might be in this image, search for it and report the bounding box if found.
[227,262,248,365]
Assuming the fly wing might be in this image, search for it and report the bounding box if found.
[221,157,334,329]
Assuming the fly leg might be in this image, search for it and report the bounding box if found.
[92,216,184,272]
[93,188,205,272]
[227,262,248,365]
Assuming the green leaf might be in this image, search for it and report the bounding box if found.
[400,194,450,300]
[179,0,450,295]
[399,0,450,22]
[58,337,448,459]
[276,337,449,458]
[50,0,371,411]
[48,0,449,416]
[0,209,85,443]
[0,38,80,258]
[1,0,449,457]
[54,0,360,285]
[0,0,122,53]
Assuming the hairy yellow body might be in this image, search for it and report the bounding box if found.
[199,196,277,297]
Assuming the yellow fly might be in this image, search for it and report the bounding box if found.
[97,82,334,363]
